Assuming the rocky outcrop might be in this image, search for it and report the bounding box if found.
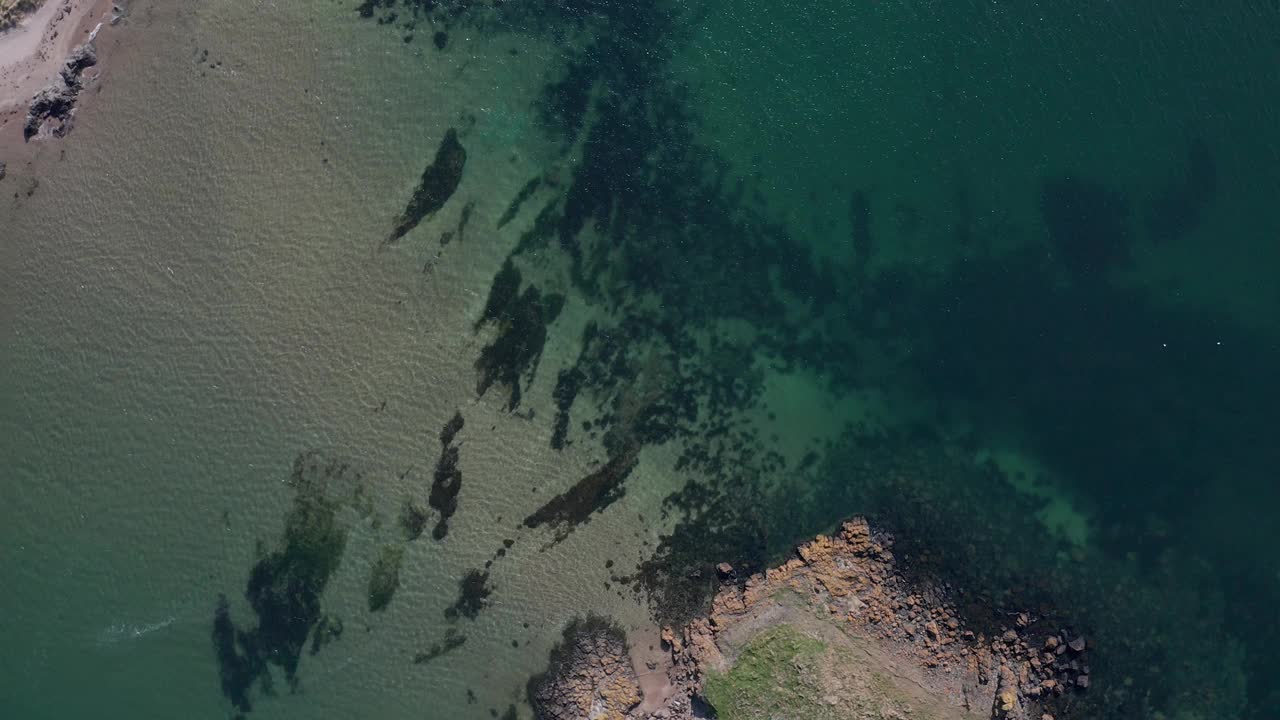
[24,42,97,141]
[531,518,1090,720]
[660,517,1090,720]
[529,616,642,720]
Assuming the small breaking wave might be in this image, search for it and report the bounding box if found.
[95,616,176,646]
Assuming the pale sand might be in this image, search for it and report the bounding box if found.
[0,0,115,151]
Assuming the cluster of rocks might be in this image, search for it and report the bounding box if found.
[529,518,1090,719]
[527,616,643,720]
[666,518,1089,720]
[24,42,97,141]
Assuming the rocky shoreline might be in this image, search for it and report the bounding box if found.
[531,518,1090,720]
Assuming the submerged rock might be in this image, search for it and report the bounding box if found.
[61,43,99,84]
[388,128,466,242]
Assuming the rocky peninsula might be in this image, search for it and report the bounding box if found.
[530,518,1089,720]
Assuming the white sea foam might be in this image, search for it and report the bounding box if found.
[95,616,176,646]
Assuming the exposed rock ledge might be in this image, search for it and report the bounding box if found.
[24,39,95,140]
[531,518,1089,720]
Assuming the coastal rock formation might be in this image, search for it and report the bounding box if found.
[531,518,1089,720]
[24,42,97,140]
[388,127,466,242]
[668,518,1089,720]
[528,616,642,720]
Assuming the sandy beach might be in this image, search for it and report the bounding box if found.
[0,0,115,152]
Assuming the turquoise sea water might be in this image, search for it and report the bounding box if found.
[2,1,1279,718]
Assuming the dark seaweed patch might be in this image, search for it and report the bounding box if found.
[444,568,493,621]
[523,443,639,543]
[474,262,564,410]
[367,544,405,612]
[443,200,474,246]
[1146,136,1217,244]
[1039,175,1132,279]
[309,615,343,655]
[389,128,466,242]
[497,175,542,229]
[398,499,429,541]
[849,189,873,275]
[476,258,522,330]
[212,452,359,713]
[355,0,393,19]
[243,475,347,683]
[537,53,597,142]
[549,366,582,450]
[625,476,767,626]
[213,594,268,715]
[429,411,465,540]
[413,628,468,664]
[440,409,465,445]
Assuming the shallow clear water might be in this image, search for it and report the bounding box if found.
[2,1,1278,718]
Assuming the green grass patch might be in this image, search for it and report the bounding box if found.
[702,625,829,720]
